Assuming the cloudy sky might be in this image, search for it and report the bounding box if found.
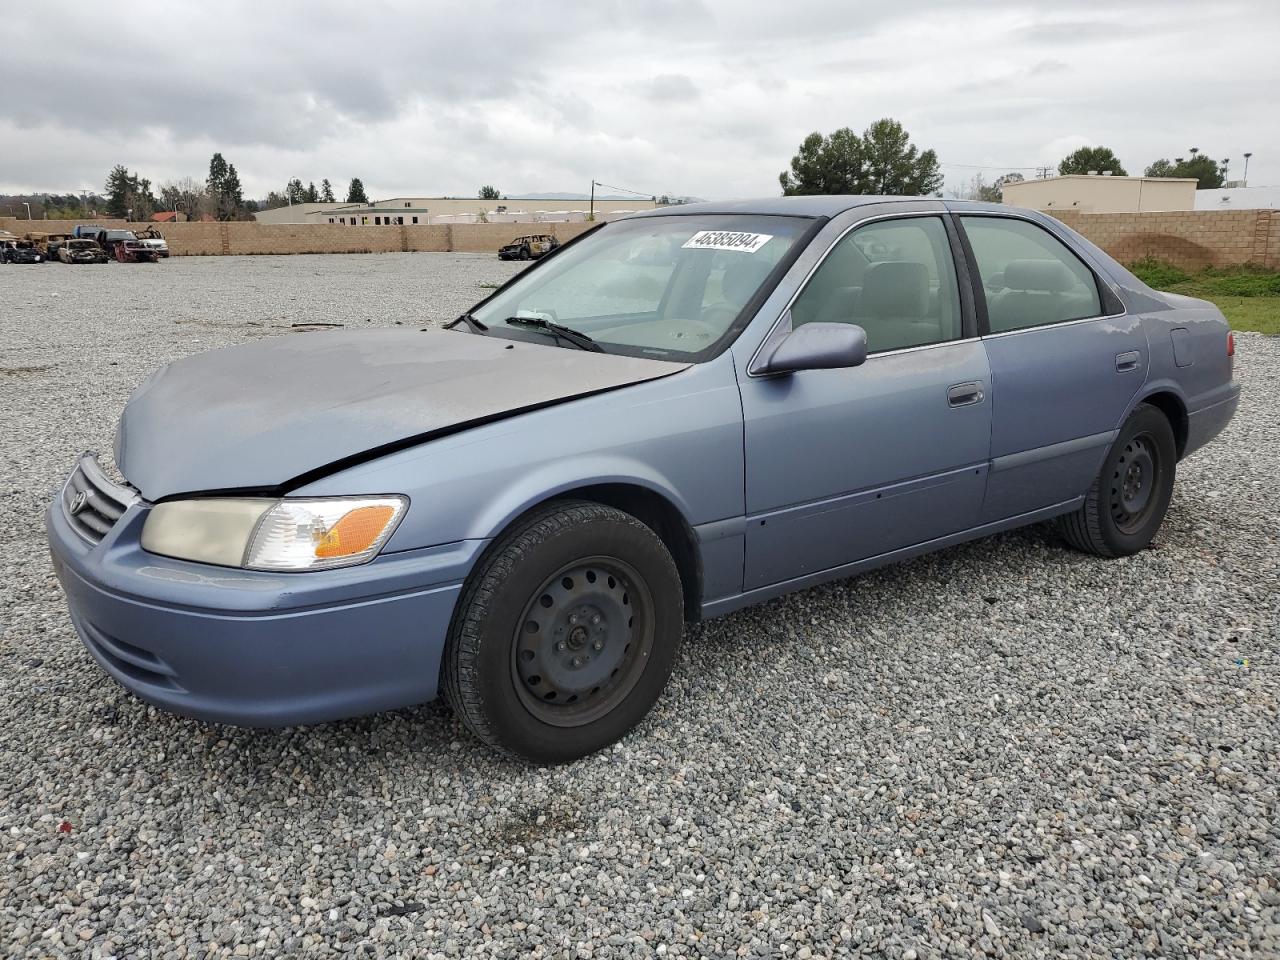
[2,1,1277,202]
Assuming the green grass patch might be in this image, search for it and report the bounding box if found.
[1128,259,1280,335]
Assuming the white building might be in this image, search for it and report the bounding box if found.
[256,196,656,225]
[1194,185,1280,210]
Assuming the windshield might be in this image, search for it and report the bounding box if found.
[470,214,811,360]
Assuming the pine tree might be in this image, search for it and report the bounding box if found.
[346,178,369,204]
[320,179,335,203]
[222,164,244,220]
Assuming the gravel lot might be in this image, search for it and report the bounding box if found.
[1,253,1277,958]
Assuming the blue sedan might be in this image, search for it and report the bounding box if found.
[47,197,1240,762]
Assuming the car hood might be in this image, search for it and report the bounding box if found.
[115,329,690,500]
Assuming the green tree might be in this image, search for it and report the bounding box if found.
[779,119,941,196]
[861,118,943,195]
[478,184,501,200]
[320,178,335,203]
[286,178,306,204]
[207,153,228,195]
[103,165,157,220]
[973,171,1025,201]
[1057,145,1127,177]
[346,178,369,204]
[304,181,319,203]
[222,164,244,219]
[104,165,133,218]
[779,128,865,195]
[207,153,244,220]
[1143,149,1225,189]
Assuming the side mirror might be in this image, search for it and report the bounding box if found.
[756,321,868,375]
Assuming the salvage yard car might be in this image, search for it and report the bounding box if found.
[95,229,138,258]
[114,239,160,263]
[3,240,43,263]
[57,238,109,264]
[499,234,559,260]
[134,225,170,258]
[47,197,1240,763]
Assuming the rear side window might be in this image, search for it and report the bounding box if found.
[791,216,962,354]
[961,216,1102,333]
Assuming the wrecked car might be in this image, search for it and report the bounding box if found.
[498,234,559,260]
[134,226,170,258]
[114,239,160,263]
[58,238,110,264]
[96,229,138,258]
[48,197,1239,763]
[3,240,43,264]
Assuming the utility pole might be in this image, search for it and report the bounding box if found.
[1243,152,1252,186]
[22,202,31,220]
[589,179,595,222]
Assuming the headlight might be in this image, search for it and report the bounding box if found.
[142,496,408,571]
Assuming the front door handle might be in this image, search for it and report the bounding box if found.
[1116,351,1141,372]
[948,381,985,407]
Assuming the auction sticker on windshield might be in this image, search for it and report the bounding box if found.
[682,230,774,253]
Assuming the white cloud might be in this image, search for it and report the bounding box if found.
[1,0,1277,201]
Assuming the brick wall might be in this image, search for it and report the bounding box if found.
[7,211,1275,270]
[1048,209,1280,270]
[0,218,598,256]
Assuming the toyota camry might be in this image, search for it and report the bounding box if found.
[47,196,1240,762]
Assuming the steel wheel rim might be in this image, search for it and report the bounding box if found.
[511,556,655,727]
[1109,432,1160,534]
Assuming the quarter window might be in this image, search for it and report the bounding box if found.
[791,216,962,354]
[960,216,1102,333]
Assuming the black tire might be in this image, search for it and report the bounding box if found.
[1059,403,1176,558]
[443,500,683,763]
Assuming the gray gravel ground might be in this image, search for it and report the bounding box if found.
[1,253,1277,958]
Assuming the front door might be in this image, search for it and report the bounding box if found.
[739,214,992,590]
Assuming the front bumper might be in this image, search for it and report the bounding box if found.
[47,478,483,727]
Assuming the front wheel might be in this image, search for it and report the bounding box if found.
[443,501,684,763]
[1059,403,1176,557]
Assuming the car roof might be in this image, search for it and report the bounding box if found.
[628,196,1011,218]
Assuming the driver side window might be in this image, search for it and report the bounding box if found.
[791,216,962,354]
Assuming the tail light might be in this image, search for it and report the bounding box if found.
[1227,332,1235,357]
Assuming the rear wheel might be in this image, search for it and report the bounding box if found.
[1059,403,1176,557]
[443,501,683,763]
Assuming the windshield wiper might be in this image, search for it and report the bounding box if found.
[444,312,488,333]
[503,316,603,352]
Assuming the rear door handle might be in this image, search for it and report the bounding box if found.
[1116,351,1141,372]
[948,381,985,407]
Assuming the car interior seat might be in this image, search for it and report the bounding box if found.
[988,258,1093,332]
[852,260,941,352]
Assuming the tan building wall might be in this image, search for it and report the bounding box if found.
[6,210,1274,270]
[256,197,656,224]
[1003,175,1198,213]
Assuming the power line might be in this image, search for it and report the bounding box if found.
[591,180,658,199]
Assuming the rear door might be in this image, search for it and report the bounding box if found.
[739,212,991,589]
[954,212,1147,521]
